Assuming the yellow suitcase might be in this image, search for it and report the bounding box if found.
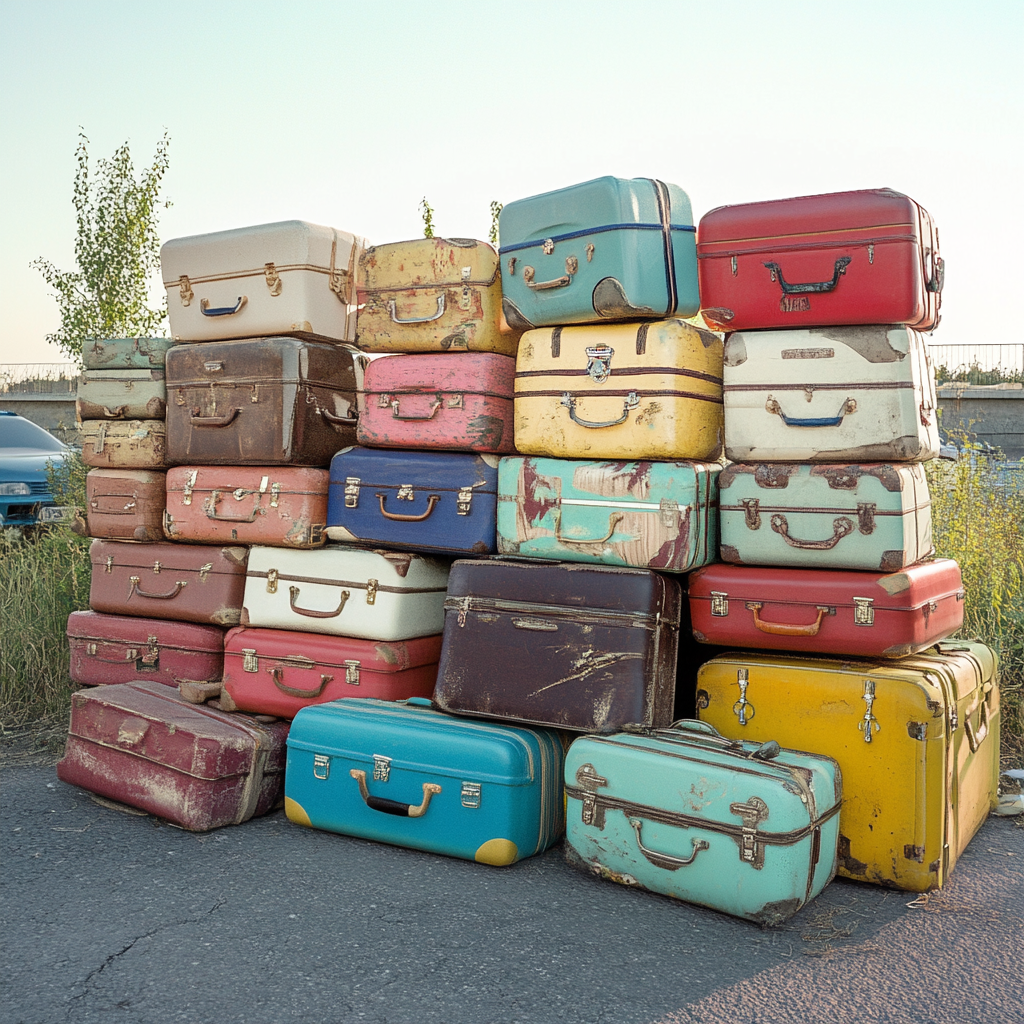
[695,641,999,892]
[514,320,723,460]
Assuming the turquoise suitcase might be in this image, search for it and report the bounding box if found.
[285,698,564,866]
[498,176,699,329]
[81,337,174,370]
[564,721,842,925]
[496,456,719,572]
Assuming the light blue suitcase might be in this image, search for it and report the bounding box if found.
[498,176,699,329]
[285,697,564,866]
[564,721,842,925]
[496,456,719,572]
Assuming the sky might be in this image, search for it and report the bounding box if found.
[1,0,1021,365]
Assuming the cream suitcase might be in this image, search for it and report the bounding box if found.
[241,544,450,641]
[161,221,368,344]
[723,326,939,463]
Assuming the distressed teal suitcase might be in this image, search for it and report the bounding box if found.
[497,456,719,572]
[498,177,699,329]
[285,697,564,866]
[82,337,174,370]
[564,721,842,924]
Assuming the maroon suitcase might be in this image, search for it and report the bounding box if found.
[57,680,288,831]
[687,558,965,658]
[221,626,442,718]
[67,610,224,688]
[88,539,248,626]
[75,469,167,542]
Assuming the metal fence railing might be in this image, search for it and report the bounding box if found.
[928,343,1024,375]
[0,362,81,394]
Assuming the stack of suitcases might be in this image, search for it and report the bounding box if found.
[55,181,1001,922]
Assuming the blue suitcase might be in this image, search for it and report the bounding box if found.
[564,721,842,924]
[498,176,699,329]
[285,697,564,866]
[326,447,498,555]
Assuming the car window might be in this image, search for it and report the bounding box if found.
[0,416,67,452]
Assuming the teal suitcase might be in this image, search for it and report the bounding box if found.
[285,697,564,866]
[81,337,174,370]
[498,176,699,329]
[564,721,842,925]
[496,456,719,572]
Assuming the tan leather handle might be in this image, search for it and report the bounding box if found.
[269,665,333,699]
[288,585,350,619]
[770,514,854,550]
[376,493,440,522]
[349,769,441,818]
[554,510,623,545]
[746,602,831,637]
[128,576,187,600]
[191,408,240,427]
[963,697,990,753]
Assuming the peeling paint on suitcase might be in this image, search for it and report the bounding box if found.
[81,337,174,371]
[80,420,167,469]
[76,369,167,421]
[82,469,167,541]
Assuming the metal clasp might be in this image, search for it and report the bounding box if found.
[344,660,360,686]
[659,498,680,528]
[584,345,614,384]
[565,255,578,276]
[397,484,415,501]
[859,679,881,743]
[264,262,282,296]
[542,239,555,255]
[711,591,729,617]
[266,568,279,594]
[242,649,258,672]
[575,763,609,829]
[461,782,482,808]
[457,487,473,516]
[198,562,213,582]
[344,477,360,508]
[372,755,391,782]
[853,597,875,626]
[269,481,280,508]
[152,561,162,575]
[741,498,761,530]
[365,579,378,605]
[729,796,769,869]
[179,275,193,306]
[733,667,755,725]
[313,754,331,780]
[105,556,114,573]
[460,266,472,310]
[857,502,876,535]
[182,469,197,506]
[377,393,391,408]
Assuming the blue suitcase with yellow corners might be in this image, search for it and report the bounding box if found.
[498,176,699,329]
[285,697,564,866]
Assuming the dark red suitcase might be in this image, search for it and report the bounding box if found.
[67,610,224,688]
[88,539,248,626]
[687,558,964,658]
[221,626,442,718]
[74,469,168,542]
[57,680,288,830]
[697,188,943,331]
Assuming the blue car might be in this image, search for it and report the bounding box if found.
[0,410,72,527]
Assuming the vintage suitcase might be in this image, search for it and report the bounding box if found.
[433,558,681,733]
[355,237,519,355]
[221,626,442,718]
[81,337,174,371]
[722,326,939,463]
[164,337,361,466]
[88,539,248,626]
[285,697,564,866]
[76,369,167,421]
[57,680,289,831]
[497,456,719,573]
[67,610,224,688]
[688,559,965,658]
[498,176,699,329]
[514,320,723,461]
[161,220,368,344]
[357,352,515,454]
[164,466,328,548]
[697,188,943,332]
[719,462,933,571]
[79,469,166,542]
[564,721,842,924]
[696,642,1000,891]
[242,544,450,641]
[80,420,167,469]
[326,447,498,555]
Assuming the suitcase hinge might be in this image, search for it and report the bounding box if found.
[372,755,391,782]
[852,596,874,625]
[105,556,114,573]
[456,487,474,515]
[397,484,415,501]
[313,754,331,780]
[266,568,279,594]
[868,244,875,265]
[659,498,681,527]
[178,275,193,306]
[741,498,761,530]
[198,562,213,582]
[710,591,729,617]
[344,477,360,508]
[344,660,361,686]
[732,668,755,725]
[460,266,472,310]
[182,469,197,505]
[264,262,282,296]
[242,648,259,672]
[731,255,738,277]
[365,579,378,605]
[948,704,958,733]
[575,763,609,829]
[461,781,482,808]
[858,679,881,743]
[729,796,769,869]
[856,502,876,535]
[565,255,578,276]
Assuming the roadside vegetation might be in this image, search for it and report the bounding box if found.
[933,361,1024,387]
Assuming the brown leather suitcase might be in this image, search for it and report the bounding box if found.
[433,558,681,733]
[80,420,167,469]
[164,337,362,466]
[76,469,167,542]
[88,539,248,626]
[163,466,328,548]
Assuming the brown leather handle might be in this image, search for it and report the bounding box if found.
[90,495,137,515]
[190,408,240,427]
[204,491,262,522]
[269,665,333,699]
[376,493,440,522]
[770,514,854,550]
[323,409,358,426]
[288,585,350,619]
[128,576,187,600]
[746,602,831,637]
[554,510,623,545]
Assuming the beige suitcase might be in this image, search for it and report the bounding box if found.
[81,420,167,469]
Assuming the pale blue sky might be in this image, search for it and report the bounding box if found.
[2,0,1021,362]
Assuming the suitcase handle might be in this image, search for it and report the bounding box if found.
[746,602,833,637]
[963,696,990,753]
[762,257,851,295]
[389,397,443,421]
[628,818,709,871]
[288,585,350,619]
[199,296,247,317]
[349,769,441,818]
[191,408,241,428]
[770,514,854,550]
[128,576,187,601]
[269,665,332,699]
[376,493,440,521]
[387,295,446,324]
[90,495,137,515]
[765,396,856,428]
[554,510,623,545]
[522,266,572,291]
[204,490,263,523]
[323,409,358,426]
[560,391,640,429]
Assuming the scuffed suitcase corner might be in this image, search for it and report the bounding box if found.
[473,838,520,867]
[750,897,803,929]
[502,296,534,332]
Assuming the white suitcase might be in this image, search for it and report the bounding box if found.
[161,221,369,344]
[241,544,450,641]
[723,326,939,463]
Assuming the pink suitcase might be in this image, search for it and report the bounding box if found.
[357,352,516,454]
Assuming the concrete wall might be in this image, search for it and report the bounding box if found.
[937,385,1024,459]
[0,394,81,444]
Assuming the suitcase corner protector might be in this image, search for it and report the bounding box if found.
[284,796,312,827]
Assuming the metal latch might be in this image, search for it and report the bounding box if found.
[365,579,378,605]
[266,568,279,594]
[182,469,197,505]
[152,561,162,574]
[377,393,391,408]
[659,498,680,527]
[242,649,258,672]
[853,597,874,625]
[372,755,391,782]
[456,487,474,515]
[105,556,114,573]
[857,502,876,535]
[711,591,729,617]
[178,275,193,306]
[344,477,360,508]
[397,484,415,501]
[859,679,881,743]
[729,796,768,869]
[733,667,755,726]
[575,763,608,828]
[446,394,464,408]
[198,562,213,583]
[264,262,282,296]
[269,481,280,508]
[344,660,360,686]
[741,498,761,530]
[313,754,331,780]
[140,637,159,667]
[87,643,97,655]
[460,266,472,310]
[461,782,482,808]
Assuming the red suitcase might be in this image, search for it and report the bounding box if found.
[57,680,288,831]
[221,626,442,718]
[687,558,964,658]
[357,352,516,454]
[76,469,167,542]
[697,188,943,331]
[88,539,248,626]
[67,610,224,688]
[163,466,329,548]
